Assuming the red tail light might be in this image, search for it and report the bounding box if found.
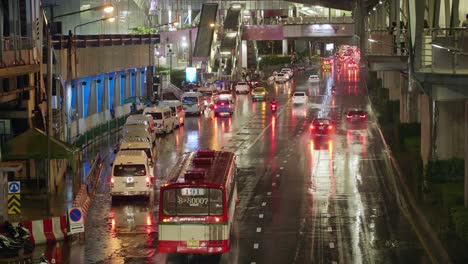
[146,176,150,187]
[228,105,232,108]
[360,114,366,118]
[214,105,217,109]
[110,177,114,188]
[310,125,315,129]
[328,125,333,130]
[346,114,352,119]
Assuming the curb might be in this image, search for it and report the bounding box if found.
[367,96,452,263]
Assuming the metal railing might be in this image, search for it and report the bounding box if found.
[1,36,35,50]
[72,114,129,149]
[367,30,409,56]
[418,27,468,74]
[51,34,161,50]
[249,16,353,26]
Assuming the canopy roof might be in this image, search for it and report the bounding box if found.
[3,128,78,160]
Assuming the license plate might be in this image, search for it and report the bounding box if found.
[319,126,324,129]
[187,240,199,247]
[126,183,135,187]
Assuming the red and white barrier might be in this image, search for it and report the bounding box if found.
[22,215,68,245]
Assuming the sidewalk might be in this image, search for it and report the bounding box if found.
[19,133,118,221]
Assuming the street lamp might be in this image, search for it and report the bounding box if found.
[73,16,115,35]
[52,4,114,20]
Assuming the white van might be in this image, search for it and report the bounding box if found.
[126,114,155,135]
[119,137,156,164]
[157,100,185,127]
[197,87,219,107]
[143,106,175,134]
[110,150,154,198]
[122,124,156,145]
[181,92,205,115]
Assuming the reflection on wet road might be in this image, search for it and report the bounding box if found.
[62,67,428,263]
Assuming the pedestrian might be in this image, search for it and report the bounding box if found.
[462,14,468,28]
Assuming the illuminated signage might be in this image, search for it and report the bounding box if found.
[185,67,197,83]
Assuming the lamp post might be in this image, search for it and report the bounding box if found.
[43,3,114,213]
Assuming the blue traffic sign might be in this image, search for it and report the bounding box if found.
[8,181,20,194]
[69,208,82,222]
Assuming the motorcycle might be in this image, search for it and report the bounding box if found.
[270,101,278,114]
[1,221,32,253]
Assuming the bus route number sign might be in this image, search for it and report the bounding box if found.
[181,188,205,196]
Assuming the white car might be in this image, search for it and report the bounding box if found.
[275,73,288,83]
[281,68,294,78]
[292,92,308,104]
[308,75,320,83]
[235,82,250,94]
[218,90,233,102]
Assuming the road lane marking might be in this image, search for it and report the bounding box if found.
[262,202,267,206]
[272,182,276,186]
[267,192,271,195]
[329,242,335,249]
[256,227,262,232]
[253,243,259,249]
[327,227,332,232]
[280,167,284,170]
[259,214,264,219]
[276,173,280,177]
[283,160,287,163]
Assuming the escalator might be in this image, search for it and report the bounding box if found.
[219,7,242,79]
[193,3,218,59]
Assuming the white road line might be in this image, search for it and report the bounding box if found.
[253,243,259,249]
[256,227,262,233]
[283,160,288,163]
[272,182,276,186]
[267,192,272,195]
[276,173,280,177]
[262,202,267,206]
[280,167,284,170]
[329,242,335,249]
[327,227,332,232]
[259,214,264,219]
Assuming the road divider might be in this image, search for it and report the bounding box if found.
[21,215,67,245]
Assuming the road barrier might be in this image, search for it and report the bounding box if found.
[21,215,67,245]
[72,152,104,221]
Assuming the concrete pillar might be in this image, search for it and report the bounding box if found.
[102,76,108,111]
[420,94,432,168]
[382,71,400,101]
[465,100,468,207]
[88,79,97,116]
[282,39,288,55]
[435,101,465,160]
[241,40,247,68]
[135,71,141,97]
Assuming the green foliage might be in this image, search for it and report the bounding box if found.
[170,69,186,88]
[452,207,468,243]
[259,55,291,69]
[309,55,323,64]
[438,183,465,207]
[129,26,157,34]
[427,159,465,183]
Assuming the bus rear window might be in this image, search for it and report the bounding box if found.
[162,188,223,216]
[149,112,163,120]
[113,164,146,177]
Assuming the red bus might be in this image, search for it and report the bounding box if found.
[157,150,237,254]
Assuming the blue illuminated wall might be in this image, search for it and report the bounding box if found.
[140,68,146,97]
[82,77,91,118]
[120,73,125,105]
[96,75,104,113]
[130,72,136,97]
[71,81,77,111]
[108,74,115,110]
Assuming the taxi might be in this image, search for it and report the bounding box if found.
[251,87,268,102]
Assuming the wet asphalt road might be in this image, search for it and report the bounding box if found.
[52,67,429,263]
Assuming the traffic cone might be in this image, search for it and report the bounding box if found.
[53,242,62,263]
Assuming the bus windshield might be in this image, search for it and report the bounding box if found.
[113,164,146,177]
[182,97,198,104]
[162,187,223,216]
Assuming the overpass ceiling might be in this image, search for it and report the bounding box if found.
[286,0,354,11]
